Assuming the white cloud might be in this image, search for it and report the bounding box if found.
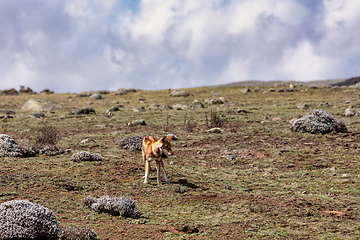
[0,0,359,92]
[277,41,342,80]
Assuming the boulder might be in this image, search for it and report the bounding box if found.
[0,134,34,158]
[90,93,102,100]
[344,108,360,116]
[70,107,95,115]
[22,99,63,112]
[173,103,188,110]
[170,90,189,97]
[189,100,205,109]
[204,98,225,105]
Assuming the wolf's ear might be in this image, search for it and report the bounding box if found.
[166,134,178,141]
[161,136,167,143]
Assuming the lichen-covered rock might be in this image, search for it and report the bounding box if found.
[90,93,102,100]
[21,99,63,111]
[82,195,138,218]
[344,108,360,117]
[30,112,46,118]
[70,151,103,162]
[118,136,142,151]
[69,107,96,115]
[170,89,189,97]
[0,134,35,158]
[290,109,347,134]
[189,100,205,109]
[127,119,146,126]
[0,200,59,239]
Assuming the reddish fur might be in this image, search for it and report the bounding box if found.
[142,136,174,184]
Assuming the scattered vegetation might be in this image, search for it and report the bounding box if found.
[58,227,97,240]
[82,195,138,218]
[69,151,103,162]
[118,135,143,151]
[0,84,360,238]
[0,200,59,239]
[205,108,226,129]
[290,109,348,133]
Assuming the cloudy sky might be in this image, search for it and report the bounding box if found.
[1,0,359,93]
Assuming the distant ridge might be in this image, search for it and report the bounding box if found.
[217,78,353,87]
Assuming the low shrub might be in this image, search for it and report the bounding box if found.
[58,226,97,240]
[0,200,59,239]
[82,195,138,218]
[70,151,103,162]
[0,134,35,158]
[290,109,348,133]
[118,135,143,151]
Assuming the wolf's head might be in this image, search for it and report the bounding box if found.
[160,136,174,156]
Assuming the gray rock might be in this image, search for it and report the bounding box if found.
[30,112,46,118]
[163,105,173,109]
[222,154,237,160]
[189,100,205,109]
[204,98,225,105]
[297,102,310,109]
[114,88,128,95]
[128,119,146,126]
[170,89,190,97]
[90,93,102,100]
[344,108,360,116]
[70,107,96,115]
[132,107,146,112]
[206,127,224,133]
[173,103,188,110]
[0,109,15,114]
[107,106,120,112]
[22,99,63,111]
[0,134,34,158]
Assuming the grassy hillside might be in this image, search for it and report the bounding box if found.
[0,85,359,239]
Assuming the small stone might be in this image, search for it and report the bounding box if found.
[297,102,309,109]
[206,127,224,133]
[189,100,205,109]
[128,119,146,126]
[329,167,336,171]
[107,106,120,112]
[132,107,146,112]
[222,154,237,160]
[340,179,352,183]
[30,112,46,118]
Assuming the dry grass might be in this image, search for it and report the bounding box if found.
[0,85,359,239]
